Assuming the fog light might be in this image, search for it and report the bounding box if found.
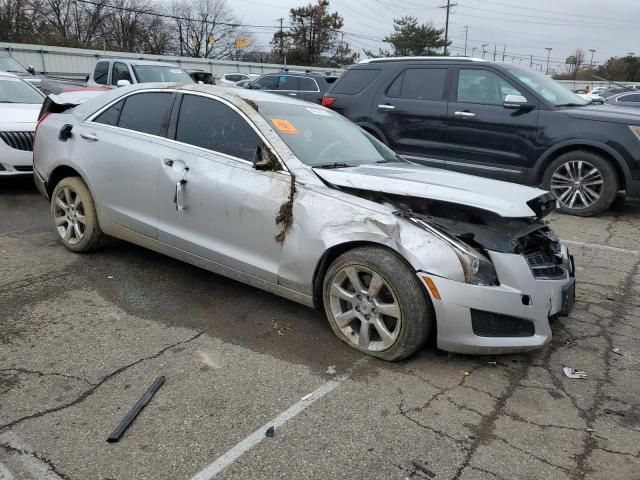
[422,276,441,300]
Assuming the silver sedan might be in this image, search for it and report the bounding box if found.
[33,84,575,360]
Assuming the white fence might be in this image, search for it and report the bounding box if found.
[0,42,343,79]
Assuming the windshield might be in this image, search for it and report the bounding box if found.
[132,65,193,84]
[255,101,403,167]
[0,77,43,103]
[0,57,28,74]
[506,67,589,107]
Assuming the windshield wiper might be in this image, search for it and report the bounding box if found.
[314,162,352,169]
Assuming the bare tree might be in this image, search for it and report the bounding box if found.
[40,0,109,47]
[99,0,152,51]
[141,15,175,54]
[168,0,238,58]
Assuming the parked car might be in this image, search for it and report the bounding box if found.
[218,73,258,87]
[33,83,575,360]
[0,71,45,175]
[605,91,640,108]
[591,86,607,95]
[235,79,253,88]
[323,57,640,216]
[86,59,193,89]
[0,52,41,89]
[598,86,635,98]
[248,70,338,104]
[577,92,604,104]
[187,69,215,85]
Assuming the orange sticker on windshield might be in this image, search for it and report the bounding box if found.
[271,118,299,134]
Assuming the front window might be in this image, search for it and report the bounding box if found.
[505,66,589,107]
[131,65,193,84]
[458,69,522,105]
[0,57,28,74]
[0,77,44,104]
[255,101,403,167]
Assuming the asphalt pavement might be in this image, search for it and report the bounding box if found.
[1,176,639,479]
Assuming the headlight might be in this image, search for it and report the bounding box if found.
[400,215,499,286]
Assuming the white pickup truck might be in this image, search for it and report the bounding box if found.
[86,59,194,89]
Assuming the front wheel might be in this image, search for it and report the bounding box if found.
[322,246,433,361]
[50,176,103,252]
[542,151,619,216]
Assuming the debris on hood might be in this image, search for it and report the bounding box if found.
[563,367,587,379]
[275,174,296,243]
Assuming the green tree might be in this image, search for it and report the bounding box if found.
[366,16,449,57]
[271,0,357,67]
[595,55,640,82]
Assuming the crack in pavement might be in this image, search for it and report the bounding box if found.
[0,441,67,480]
[0,331,204,432]
[0,368,95,387]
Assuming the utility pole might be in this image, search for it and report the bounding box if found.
[588,49,596,71]
[439,0,457,56]
[502,45,505,61]
[464,25,468,56]
[471,46,476,57]
[493,44,497,61]
[545,47,553,75]
[481,43,488,59]
[530,54,533,67]
[278,17,284,64]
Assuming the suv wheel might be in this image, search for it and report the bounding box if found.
[322,246,433,361]
[542,150,618,216]
[51,176,103,252]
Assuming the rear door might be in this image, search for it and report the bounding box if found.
[157,93,289,282]
[274,75,300,99]
[445,67,539,181]
[370,66,450,164]
[78,91,177,238]
[297,77,321,103]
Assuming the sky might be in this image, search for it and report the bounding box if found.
[229,0,639,72]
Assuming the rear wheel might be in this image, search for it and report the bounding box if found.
[542,150,619,216]
[322,246,433,361]
[50,176,102,252]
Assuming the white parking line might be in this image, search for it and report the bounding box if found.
[0,462,15,480]
[0,432,62,480]
[562,239,640,256]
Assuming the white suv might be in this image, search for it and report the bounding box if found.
[0,71,44,175]
[86,59,194,89]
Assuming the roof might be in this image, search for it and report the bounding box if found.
[97,58,183,68]
[358,56,485,64]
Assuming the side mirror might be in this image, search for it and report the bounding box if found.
[117,79,131,87]
[503,94,531,110]
[27,65,36,75]
[252,145,279,171]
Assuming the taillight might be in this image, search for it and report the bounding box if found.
[322,96,336,107]
[34,112,51,141]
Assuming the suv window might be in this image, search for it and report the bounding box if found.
[299,77,318,91]
[333,69,380,94]
[175,94,261,161]
[93,61,109,85]
[253,75,278,90]
[111,62,132,86]
[618,93,640,103]
[387,68,447,100]
[276,75,299,91]
[458,69,522,105]
[116,92,173,136]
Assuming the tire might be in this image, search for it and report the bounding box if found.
[322,246,433,361]
[542,150,619,216]
[50,176,103,252]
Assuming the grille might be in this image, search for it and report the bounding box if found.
[0,131,34,151]
[525,251,565,279]
[471,310,535,337]
[14,166,33,172]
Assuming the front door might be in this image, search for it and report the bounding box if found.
[371,66,450,165]
[157,93,289,282]
[446,67,539,181]
[79,91,176,238]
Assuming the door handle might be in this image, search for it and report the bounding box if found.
[288,92,297,96]
[80,133,98,141]
[377,104,395,110]
[454,111,476,118]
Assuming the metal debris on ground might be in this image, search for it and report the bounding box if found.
[612,347,624,356]
[411,461,436,478]
[487,361,497,366]
[265,426,275,438]
[326,365,337,375]
[563,367,587,379]
[107,375,165,442]
[463,371,472,376]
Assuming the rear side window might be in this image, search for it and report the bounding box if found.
[333,69,380,94]
[117,92,173,136]
[276,75,299,91]
[618,93,640,103]
[93,61,109,85]
[387,68,447,100]
[299,77,318,91]
[93,99,124,126]
[175,94,261,161]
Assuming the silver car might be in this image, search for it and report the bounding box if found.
[33,84,575,360]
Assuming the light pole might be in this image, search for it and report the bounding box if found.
[544,47,553,75]
[471,46,476,57]
[481,43,489,59]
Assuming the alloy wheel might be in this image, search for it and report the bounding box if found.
[328,265,402,352]
[53,186,86,245]
[550,160,604,209]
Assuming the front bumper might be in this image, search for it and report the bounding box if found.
[422,249,575,355]
[0,136,33,175]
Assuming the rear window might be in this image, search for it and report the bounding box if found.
[387,68,447,100]
[93,61,109,85]
[332,69,380,94]
[299,77,318,91]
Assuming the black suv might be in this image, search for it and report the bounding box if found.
[323,57,640,216]
[248,70,337,104]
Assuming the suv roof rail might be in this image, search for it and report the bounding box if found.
[358,56,485,64]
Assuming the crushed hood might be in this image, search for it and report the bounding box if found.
[313,163,551,218]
